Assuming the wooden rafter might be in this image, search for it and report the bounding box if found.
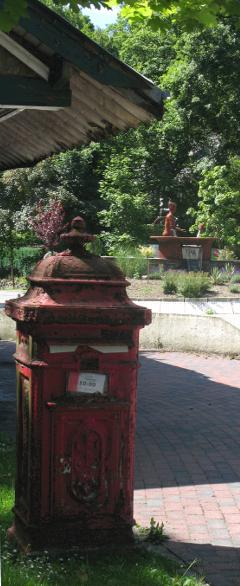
[0,75,71,109]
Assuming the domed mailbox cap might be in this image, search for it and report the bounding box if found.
[5,217,152,327]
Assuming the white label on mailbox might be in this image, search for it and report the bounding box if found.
[68,372,107,394]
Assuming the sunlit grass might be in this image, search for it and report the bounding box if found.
[1,547,206,586]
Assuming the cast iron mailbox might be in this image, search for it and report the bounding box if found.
[5,217,151,551]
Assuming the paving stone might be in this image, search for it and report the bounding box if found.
[135,352,240,586]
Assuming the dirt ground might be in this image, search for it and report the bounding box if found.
[127,279,240,300]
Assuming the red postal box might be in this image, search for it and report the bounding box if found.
[5,217,151,551]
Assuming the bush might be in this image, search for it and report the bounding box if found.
[230,273,240,284]
[219,271,231,283]
[230,284,240,294]
[210,267,226,285]
[177,272,210,298]
[85,235,104,255]
[222,263,235,281]
[162,272,178,294]
[218,248,237,261]
[114,247,148,278]
[148,270,164,280]
[14,246,43,276]
[0,246,43,277]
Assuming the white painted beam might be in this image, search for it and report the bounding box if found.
[0,108,24,123]
[0,104,63,111]
[0,31,49,81]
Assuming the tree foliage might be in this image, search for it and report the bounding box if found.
[0,0,95,31]
[1,0,240,32]
[0,145,103,236]
[42,0,94,34]
[120,0,240,31]
[93,18,240,250]
[188,157,240,255]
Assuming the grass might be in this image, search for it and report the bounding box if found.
[0,436,205,586]
[2,547,205,586]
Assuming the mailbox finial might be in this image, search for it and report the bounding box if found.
[61,216,94,255]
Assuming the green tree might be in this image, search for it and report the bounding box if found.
[161,23,240,156]
[1,0,240,32]
[93,17,176,79]
[120,0,240,31]
[98,136,156,250]
[42,0,94,33]
[188,156,240,255]
[95,18,240,248]
[0,144,103,237]
[0,169,34,283]
[0,0,95,31]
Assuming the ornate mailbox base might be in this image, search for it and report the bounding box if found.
[8,517,134,553]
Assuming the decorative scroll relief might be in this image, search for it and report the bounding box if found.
[53,413,123,515]
[71,429,101,503]
[59,456,72,475]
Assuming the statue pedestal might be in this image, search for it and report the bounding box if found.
[150,236,216,268]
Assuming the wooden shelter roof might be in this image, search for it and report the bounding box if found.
[0,0,164,171]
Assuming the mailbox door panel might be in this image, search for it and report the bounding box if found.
[51,406,130,523]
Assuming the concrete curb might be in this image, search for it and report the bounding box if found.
[0,291,240,355]
[139,313,240,355]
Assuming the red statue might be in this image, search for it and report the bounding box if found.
[197,223,205,237]
[153,199,185,236]
[163,200,177,236]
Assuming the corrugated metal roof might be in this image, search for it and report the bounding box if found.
[0,0,164,171]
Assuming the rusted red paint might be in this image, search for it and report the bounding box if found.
[6,218,151,551]
[150,235,216,261]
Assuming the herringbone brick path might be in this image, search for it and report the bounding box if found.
[135,352,240,586]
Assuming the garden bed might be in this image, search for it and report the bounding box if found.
[0,277,239,300]
[127,279,240,300]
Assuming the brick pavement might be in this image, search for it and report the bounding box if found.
[135,352,240,586]
[1,345,240,584]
